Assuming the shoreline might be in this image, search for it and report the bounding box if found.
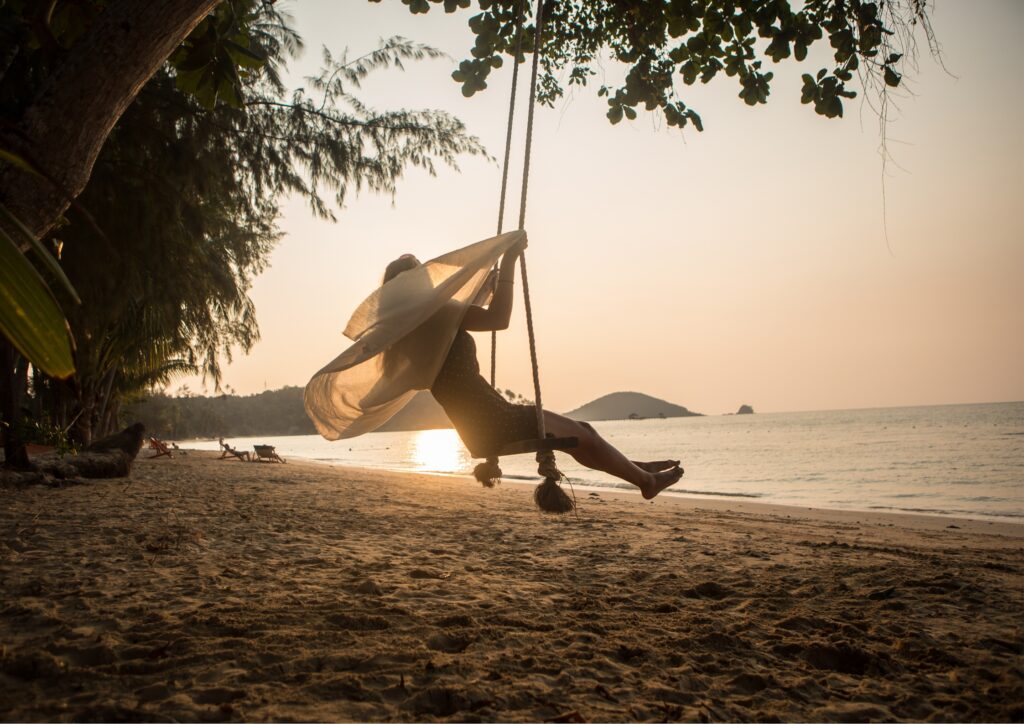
[263,451,1024,531]
[181,416,1024,525]
[2,451,1021,721]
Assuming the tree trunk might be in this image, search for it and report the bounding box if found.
[71,391,94,448]
[92,366,118,438]
[0,0,222,239]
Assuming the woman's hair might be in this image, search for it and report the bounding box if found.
[383,254,420,285]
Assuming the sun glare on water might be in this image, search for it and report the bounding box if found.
[410,428,465,474]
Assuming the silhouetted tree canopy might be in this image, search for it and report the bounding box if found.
[4,3,487,445]
[375,0,937,128]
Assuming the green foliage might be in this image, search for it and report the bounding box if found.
[0,203,75,379]
[0,147,81,381]
[273,36,484,218]
[373,0,936,129]
[170,1,270,109]
[125,387,316,439]
[10,412,77,455]
[0,0,271,113]
[502,388,533,405]
[12,5,485,440]
[0,0,269,388]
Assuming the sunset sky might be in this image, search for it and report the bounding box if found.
[177,0,1022,415]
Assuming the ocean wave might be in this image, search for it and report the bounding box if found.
[667,488,762,499]
[867,504,1024,519]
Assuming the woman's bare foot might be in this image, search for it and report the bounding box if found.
[632,459,682,474]
[639,466,684,500]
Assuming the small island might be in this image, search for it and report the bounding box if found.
[565,392,701,421]
[737,404,755,415]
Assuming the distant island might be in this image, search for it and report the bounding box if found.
[737,404,755,415]
[564,392,702,421]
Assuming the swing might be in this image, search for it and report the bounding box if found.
[470,0,578,513]
[304,0,576,513]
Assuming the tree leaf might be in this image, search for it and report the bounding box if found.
[224,38,266,68]
[0,149,45,179]
[0,204,80,304]
[0,226,75,378]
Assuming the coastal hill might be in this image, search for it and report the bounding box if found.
[565,392,701,421]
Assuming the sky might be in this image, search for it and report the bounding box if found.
[176,0,1023,415]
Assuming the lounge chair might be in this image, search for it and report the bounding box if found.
[148,437,173,459]
[219,439,250,462]
[253,444,285,463]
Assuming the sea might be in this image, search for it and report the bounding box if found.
[184,401,1024,524]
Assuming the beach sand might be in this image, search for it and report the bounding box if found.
[1,452,1021,722]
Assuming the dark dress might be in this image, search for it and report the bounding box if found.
[431,329,539,458]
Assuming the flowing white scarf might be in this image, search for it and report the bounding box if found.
[304,230,525,440]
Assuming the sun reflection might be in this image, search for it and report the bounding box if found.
[410,428,465,474]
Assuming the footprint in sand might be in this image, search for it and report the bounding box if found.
[727,672,770,695]
[426,632,472,653]
[683,581,733,599]
[434,614,476,628]
[404,685,467,717]
[355,579,382,595]
[328,612,390,631]
[408,567,450,580]
[803,642,876,675]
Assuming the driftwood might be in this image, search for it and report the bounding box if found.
[1,423,146,488]
[1,450,134,489]
[42,450,133,479]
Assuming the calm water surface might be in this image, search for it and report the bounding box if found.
[185,402,1023,523]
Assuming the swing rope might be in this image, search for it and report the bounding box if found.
[515,0,547,443]
[479,0,575,513]
[489,0,526,388]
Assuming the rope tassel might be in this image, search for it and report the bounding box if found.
[533,450,575,514]
[473,456,503,488]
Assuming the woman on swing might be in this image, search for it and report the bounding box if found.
[383,236,685,501]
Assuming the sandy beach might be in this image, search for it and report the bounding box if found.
[1,452,1021,722]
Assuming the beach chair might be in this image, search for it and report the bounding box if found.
[253,444,285,463]
[219,440,250,462]
[147,437,173,459]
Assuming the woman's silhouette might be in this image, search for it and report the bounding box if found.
[383,236,684,500]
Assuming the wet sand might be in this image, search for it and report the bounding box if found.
[1,452,1021,721]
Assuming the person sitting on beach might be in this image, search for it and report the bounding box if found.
[383,237,684,500]
[218,437,250,462]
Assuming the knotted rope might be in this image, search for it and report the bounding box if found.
[479,0,527,491]
[489,0,526,389]
[484,0,574,513]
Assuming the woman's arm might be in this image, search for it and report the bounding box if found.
[462,238,527,332]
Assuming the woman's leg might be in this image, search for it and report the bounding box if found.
[542,411,682,500]
[633,459,682,473]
